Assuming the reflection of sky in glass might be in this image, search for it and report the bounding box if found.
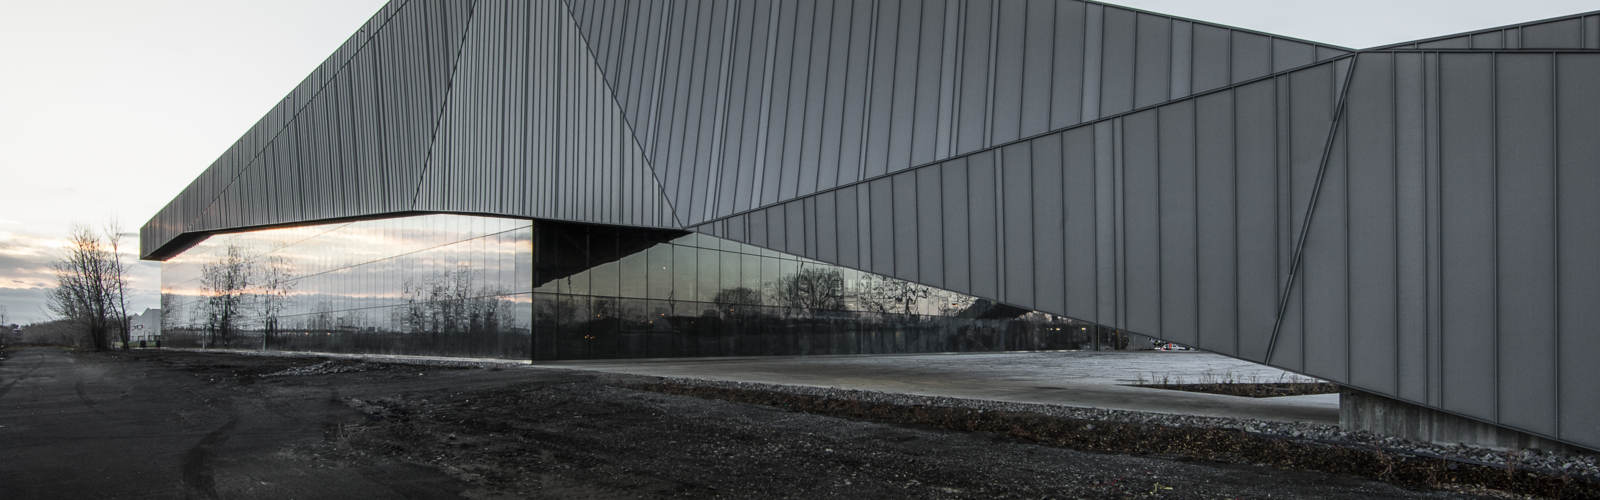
[162,212,1037,341]
[162,214,534,334]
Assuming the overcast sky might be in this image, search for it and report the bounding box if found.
[0,0,1593,324]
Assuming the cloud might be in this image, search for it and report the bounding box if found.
[0,229,160,324]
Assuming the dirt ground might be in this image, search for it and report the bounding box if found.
[0,346,1510,498]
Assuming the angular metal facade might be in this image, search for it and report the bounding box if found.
[142,1,1600,450]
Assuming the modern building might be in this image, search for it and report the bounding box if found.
[142,0,1600,451]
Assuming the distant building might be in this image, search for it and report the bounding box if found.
[127,308,160,342]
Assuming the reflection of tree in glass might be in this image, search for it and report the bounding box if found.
[254,255,294,346]
[775,268,845,314]
[199,245,250,346]
[399,265,511,340]
[853,274,932,316]
[711,287,762,310]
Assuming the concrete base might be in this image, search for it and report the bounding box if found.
[1339,388,1582,453]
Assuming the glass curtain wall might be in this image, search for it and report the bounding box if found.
[160,214,534,359]
[160,214,1102,361]
[531,222,1095,360]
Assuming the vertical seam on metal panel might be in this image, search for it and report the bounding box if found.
[810,0,838,194]
[408,0,482,210]
[1026,140,1037,308]
[1491,52,1500,422]
[1228,30,1238,356]
[1264,54,1358,363]
[1550,51,1562,438]
[887,1,906,275]
[1435,52,1445,408]
[1155,105,1164,340]
[1045,0,1059,132]
[1192,93,1200,346]
[1092,126,1100,325]
[948,0,965,160]
[985,1,999,146]
[1343,62,1352,384]
[1393,52,1402,396]
[856,0,881,185]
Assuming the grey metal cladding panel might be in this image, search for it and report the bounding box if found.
[1019,0,1055,139]
[1000,142,1034,308]
[1191,24,1229,94]
[1298,123,1348,382]
[835,0,875,187]
[1230,31,1270,85]
[734,0,775,214]
[779,0,817,202]
[1092,122,1117,324]
[968,151,1000,301]
[816,189,839,263]
[1589,15,1600,49]
[1557,53,1600,449]
[1232,80,1278,362]
[955,0,993,154]
[803,197,818,257]
[1393,52,1429,403]
[767,204,785,251]
[1050,1,1086,130]
[1030,134,1066,315]
[1169,21,1192,100]
[940,158,971,292]
[836,184,861,268]
[1080,3,1103,121]
[1272,38,1314,73]
[915,167,945,289]
[713,2,755,220]
[1097,8,1135,119]
[817,0,855,190]
[1289,63,1341,379]
[1345,53,1400,394]
[990,0,1027,144]
[855,181,874,271]
[868,177,895,276]
[1062,127,1097,322]
[785,200,806,257]
[885,0,923,173]
[1133,13,1171,109]
[1418,36,1470,50]
[1194,91,1237,355]
[748,202,769,248]
[862,0,901,179]
[1437,53,1497,421]
[1472,31,1504,49]
[1495,53,1558,436]
[910,0,947,168]
[891,173,919,281]
[1157,101,1198,346]
[1120,110,1160,336]
[1524,18,1583,48]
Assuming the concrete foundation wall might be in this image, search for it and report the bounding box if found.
[1339,388,1584,453]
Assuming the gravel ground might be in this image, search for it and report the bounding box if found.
[324,377,1459,498]
[649,378,1599,485]
[25,346,1590,498]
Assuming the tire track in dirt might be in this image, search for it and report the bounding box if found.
[0,348,47,401]
[182,415,239,499]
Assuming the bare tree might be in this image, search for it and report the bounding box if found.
[254,255,295,346]
[853,274,932,317]
[48,225,127,350]
[199,245,251,346]
[775,268,846,314]
[105,222,133,350]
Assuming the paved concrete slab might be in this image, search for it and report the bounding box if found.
[539,351,1340,424]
